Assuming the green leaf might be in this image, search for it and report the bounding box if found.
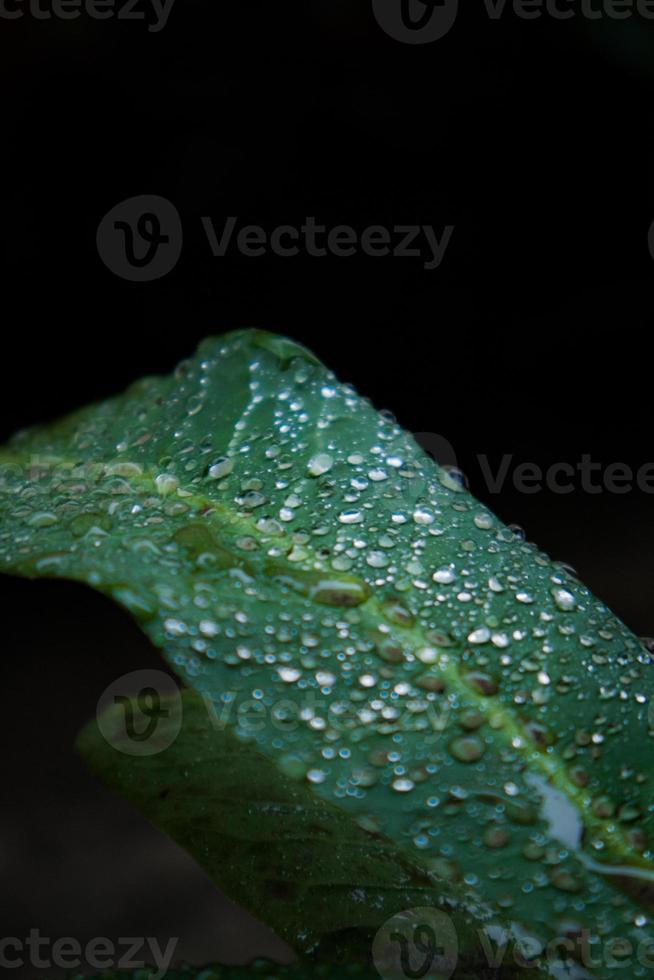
[79,690,527,978]
[1,329,653,977]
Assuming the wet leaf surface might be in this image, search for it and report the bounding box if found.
[1,330,653,977]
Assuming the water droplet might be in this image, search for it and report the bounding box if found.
[27,511,58,528]
[439,466,467,491]
[551,587,577,611]
[366,551,388,569]
[549,869,582,893]
[416,646,440,665]
[155,473,179,497]
[338,509,363,525]
[240,491,267,509]
[484,827,510,848]
[208,457,234,480]
[449,735,486,763]
[466,671,499,696]
[416,673,446,693]
[307,453,333,477]
[392,777,415,793]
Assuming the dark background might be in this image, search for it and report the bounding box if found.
[1,2,653,975]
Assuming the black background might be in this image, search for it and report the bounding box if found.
[1,1,653,975]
